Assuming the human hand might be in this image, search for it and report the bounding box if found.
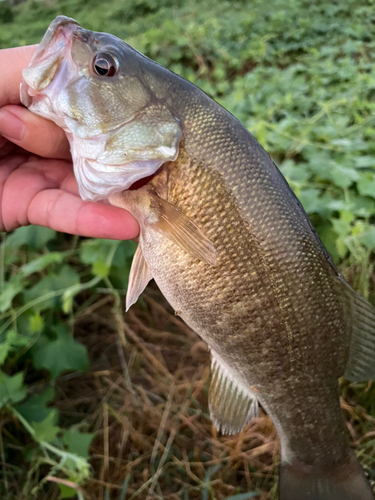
[0,45,139,239]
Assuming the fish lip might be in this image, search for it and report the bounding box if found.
[20,17,84,123]
[31,16,80,66]
[20,17,81,99]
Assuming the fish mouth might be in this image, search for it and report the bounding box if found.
[20,17,81,112]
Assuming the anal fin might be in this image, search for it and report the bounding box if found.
[126,244,153,311]
[343,285,375,382]
[209,350,258,435]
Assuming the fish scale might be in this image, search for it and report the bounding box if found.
[21,16,375,499]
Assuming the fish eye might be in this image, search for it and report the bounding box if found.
[92,53,119,77]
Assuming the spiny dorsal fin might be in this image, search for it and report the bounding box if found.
[151,195,217,266]
[126,244,153,311]
[209,350,258,435]
[343,284,375,382]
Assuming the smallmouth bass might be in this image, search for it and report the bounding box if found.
[21,16,375,500]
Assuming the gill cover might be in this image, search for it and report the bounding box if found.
[20,16,182,201]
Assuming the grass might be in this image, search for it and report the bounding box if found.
[1,0,375,498]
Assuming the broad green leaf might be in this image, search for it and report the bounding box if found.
[359,227,375,251]
[31,411,60,443]
[331,218,351,238]
[112,240,137,265]
[317,222,340,262]
[4,226,56,250]
[336,238,348,259]
[0,371,27,408]
[23,265,80,312]
[92,260,110,278]
[59,484,78,499]
[21,252,63,277]
[16,387,57,424]
[31,325,89,378]
[79,239,119,265]
[0,339,11,365]
[330,164,359,188]
[357,173,375,199]
[0,329,32,365]
[0,274,24,312]
[62,429,95,459]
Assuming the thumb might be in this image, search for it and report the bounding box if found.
[0,104,70,159]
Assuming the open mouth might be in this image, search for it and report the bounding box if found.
[129,169,161,191]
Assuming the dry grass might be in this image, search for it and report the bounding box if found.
[17,284,375,500]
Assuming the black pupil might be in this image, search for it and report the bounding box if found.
[94,55,117,77]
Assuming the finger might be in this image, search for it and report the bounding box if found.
[0,105,70,159]
[28,189,140,240]
[1,155,139,239]
[0,45,37,108]
[1,157,73,230]
[0,155,29,230]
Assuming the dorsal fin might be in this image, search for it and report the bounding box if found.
[126,244,153,311]
[209,350,258,435]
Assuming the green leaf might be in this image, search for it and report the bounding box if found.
[113,240,137,264]
[31,324,89,378]
[331,218,351,238]
[330,163,359,188]
[4,226,56,250]
[58,484,78,499]
[358,226,375,251]
[0,371,27,408]
[0,274,24,312]
[31,411,60,443]
[16,387,57,424]
[0,329,33,365]
[92,260,110,278]
[357,172,375,199]
[20,252,63,277]
[62,429,95,459]
[23,265,80,312]
[29,312,44,333]
[79,239,119,265]
[0,341,11,365]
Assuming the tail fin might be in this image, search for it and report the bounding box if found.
[279,459,374,500]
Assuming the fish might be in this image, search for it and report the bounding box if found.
[20,16,375,500]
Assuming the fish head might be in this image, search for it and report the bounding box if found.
[21,16,182,201]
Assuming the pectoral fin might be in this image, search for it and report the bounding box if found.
[126,244,153,311]
[151,196,217,266]
[109,189,217,265]
[209,350,258,435]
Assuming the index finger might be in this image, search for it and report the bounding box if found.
[0,45,37,108]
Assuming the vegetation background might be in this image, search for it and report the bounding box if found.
[0,0,375,498]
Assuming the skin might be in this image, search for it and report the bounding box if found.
[0,45,139,238]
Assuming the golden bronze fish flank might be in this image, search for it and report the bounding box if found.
[21,16,375,500]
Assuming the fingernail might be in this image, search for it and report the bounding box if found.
[0,108,25,142]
